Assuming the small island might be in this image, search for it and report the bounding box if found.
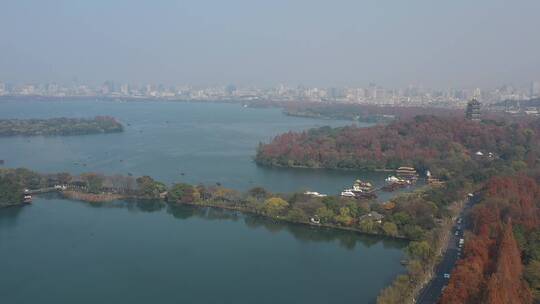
[0,116,124,137]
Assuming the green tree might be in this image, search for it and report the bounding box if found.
[359,219,375,233]
[168,183,198,203]
[322,196,339,212]
[286,207,307,222]
[391,212,411,227]
[382,222,398,237]
[334,207,353,226]
[407,260,424,283]
[376,274,412,304]
[0,175,22,206]
[315,206,335,223]
[525,260,540,300]
[136,176,166,198]
[407,241,433,262]
[81,173,104,194]
[402,225,425,240]
[263,197,289,217]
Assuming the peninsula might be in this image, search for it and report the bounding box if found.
[256,113,540,304]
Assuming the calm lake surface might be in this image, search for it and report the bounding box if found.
[0,98,409,197]
[0,197,406,304]
[0,99,409,303]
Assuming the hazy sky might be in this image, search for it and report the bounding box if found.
[1,0,539,88]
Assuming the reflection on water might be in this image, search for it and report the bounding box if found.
[0,196,406,304]
[167,204,406,251]
[22,194,407,251]
[0,206,24,229]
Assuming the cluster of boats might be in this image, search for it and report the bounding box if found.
[340,179,377,199]
[381,175,414,191]
[340,167,420,198]
[382,167,418,191]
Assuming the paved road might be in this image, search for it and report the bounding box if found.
[416,194,479,304]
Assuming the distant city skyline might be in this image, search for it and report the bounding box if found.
[1,0,539,88]
[1,79,538,108]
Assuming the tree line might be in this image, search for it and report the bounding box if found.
[256,115,540,175]
[0,116,123,136]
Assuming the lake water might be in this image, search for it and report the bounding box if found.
[0,99,411,198]
[0,98,408,303]
[0,197,406,304]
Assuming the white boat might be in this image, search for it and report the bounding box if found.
[341,179,377,198]
[385,175,401,183]
[340,189,356,197]
[385,175,411,185]
[304,191,328,197]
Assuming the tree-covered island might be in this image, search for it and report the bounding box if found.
[0,116,123,136]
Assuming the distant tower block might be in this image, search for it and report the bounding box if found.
[466,98,481,121]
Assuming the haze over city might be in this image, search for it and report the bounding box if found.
[1,0,539,88]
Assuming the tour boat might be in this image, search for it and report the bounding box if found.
[340,179,377,199]
[23,195,32,204]
[304,191,327,197]
[383,175,412,192]
[340,189,356,197]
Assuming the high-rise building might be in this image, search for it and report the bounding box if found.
[101,81,115,95]
[466,98,481,121]
[473,88,482,99]
[120,84,129,95]
[225,84,236,96]
[531,81,540,98]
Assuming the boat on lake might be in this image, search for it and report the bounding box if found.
[382,175,412,191]
[341,179,377,199]
[23,194,32,204]
[304,191,327,198]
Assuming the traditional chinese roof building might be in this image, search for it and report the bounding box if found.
[466,98,481,121]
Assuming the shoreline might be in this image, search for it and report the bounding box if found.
[179,201,410,239]
[43,190,411,241]
[254,161,397,172]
